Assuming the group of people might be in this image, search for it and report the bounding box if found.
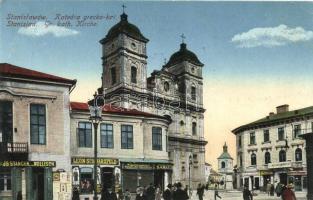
[275,183,297,200]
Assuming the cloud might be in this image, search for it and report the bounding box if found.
[18,21,79,37]
[231,24,313,48]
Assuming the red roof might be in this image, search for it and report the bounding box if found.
[0,63,76,85]
[71,101,169,120]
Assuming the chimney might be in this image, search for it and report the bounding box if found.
[276,104,289,114]
[269,112,275,116]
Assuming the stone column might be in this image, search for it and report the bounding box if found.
[300,133,313,200]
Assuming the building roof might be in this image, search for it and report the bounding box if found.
[232,105,313,134]
[70,101,170,120]
[164,43,203,67]
[0,63,76,86]
[100,13,148,44]
[218,142,233,160]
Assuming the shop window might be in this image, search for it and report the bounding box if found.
[265,152,271,164]
[279,150,286,162]
[111,68,116,85]
[192,122,197,136]
[80,168,93,194]
[251,153,257,166]
[0,173,11,191]
[131,66,137,84]
[293,124,301,139]
[78,122,92,148]
[250,132,256,145]
[295,148,302,161]
[152,127,162,150]
[100,123,113,148]
[278,127,285,141]
[30,104,46,145]
[263,130,270,142]
[121,125,133,149]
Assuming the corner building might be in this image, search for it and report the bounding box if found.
[100,12,207,188]
[232,104,309,192]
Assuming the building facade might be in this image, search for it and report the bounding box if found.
[232,104,309,192]
[217,143,233,190]
[0,63,76,200]
[70,102,172,198]
[100,12,207,189]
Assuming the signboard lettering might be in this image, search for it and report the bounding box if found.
[71,157,119,165]
[0,161,56,167]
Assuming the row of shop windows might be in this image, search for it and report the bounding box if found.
[78,122,163,150]
[238,124,309,147]
[247,148,303,166]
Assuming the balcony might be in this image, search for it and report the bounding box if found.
[291,161,305,169]
[0,142,28,161]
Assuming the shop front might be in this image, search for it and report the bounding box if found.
[0,160,55,200]
[121,162,172,193]
[259,170,274,191]
[71,157,120,198]
[288,170,307,191]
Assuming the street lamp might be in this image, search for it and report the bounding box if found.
[88,91,105,200]
[189,154,193,197]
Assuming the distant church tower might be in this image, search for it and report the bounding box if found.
[100,11,149,108]
[218,142,233,190]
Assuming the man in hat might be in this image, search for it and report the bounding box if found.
[163,184,173,200]
[281,184,297,200]
[243,185,253,200]
[173,182,189,200]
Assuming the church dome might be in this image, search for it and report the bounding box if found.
[100,13,148,44]
[165,43,203,67]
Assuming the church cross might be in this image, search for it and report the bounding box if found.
[122,4,126,13]
[180,33,186,43]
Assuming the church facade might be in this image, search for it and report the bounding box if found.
[99,12,207,188]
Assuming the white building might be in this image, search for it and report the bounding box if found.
[232,104,309,192]
[217,143,233,190]
[204,163,212,183]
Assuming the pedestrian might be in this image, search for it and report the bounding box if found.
[155,186,162,200]
[124,189,131,200]
[270,184,274,196]
[117,188,124,200]
[214,184,222,200]
[243,185,253,200]
[163,184,173,200]
[266,182,271,196]
[172,182,189,200]
[196,183,205,200]
[281,184,296,200]
[17,191,22,200]
[275,183,283,197]
[72,187,80,200]
[146,183,155,200]
[136,187,147,200]
[105,187,118,200]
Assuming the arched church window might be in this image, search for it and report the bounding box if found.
[110,67,116,85]
[164,81,170,92]
[295,148,302,161]
[221,161,226,168]
[191,86,196,100]
[192,122,197,135]
[131,66,137,84]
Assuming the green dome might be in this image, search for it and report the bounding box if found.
[100,13,148,44]
[165,43,203,67]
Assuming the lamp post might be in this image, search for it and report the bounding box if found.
[189,155,193,197]
[88,91,105,200]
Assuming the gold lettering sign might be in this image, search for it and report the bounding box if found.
[71,157,119,165]
[122,163,173,170]
[0,161,56,167]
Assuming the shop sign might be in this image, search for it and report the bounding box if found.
[122,163,173,170]
[268,162,291,169]
[122,163,154,170]
[0,161,56,167]
[71,157,119,165]
[259,171,273,176]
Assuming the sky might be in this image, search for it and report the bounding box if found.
[1,1,313,168]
